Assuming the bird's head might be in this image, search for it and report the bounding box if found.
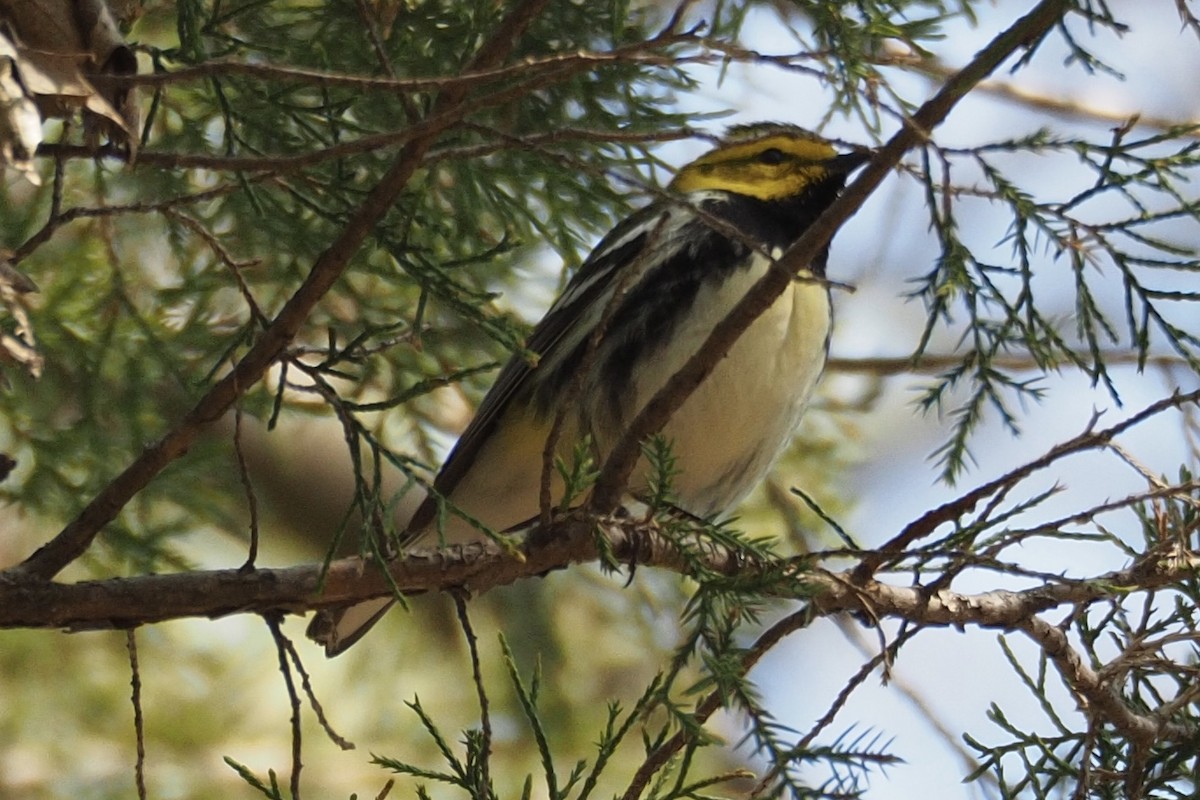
[669,123,867,201]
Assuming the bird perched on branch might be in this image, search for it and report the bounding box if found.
[308,123,867,656]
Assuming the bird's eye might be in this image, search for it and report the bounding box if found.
[757,148,787,165]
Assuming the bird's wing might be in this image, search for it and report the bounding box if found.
[406,203,672,534]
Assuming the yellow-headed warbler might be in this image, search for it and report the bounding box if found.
[308,123,867,655]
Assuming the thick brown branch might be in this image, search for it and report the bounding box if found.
[5,510,1197,771]
[0,514,1191,632]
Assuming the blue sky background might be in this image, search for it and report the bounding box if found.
[662,3,1200,797]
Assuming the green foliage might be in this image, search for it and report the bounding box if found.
[3,1,1200,799]
[356,616,899,800]
[912,123,1200,481]
[224,757,288,800]
[556,437,601,511]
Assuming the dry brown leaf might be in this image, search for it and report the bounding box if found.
[0,0,139,159]
[0,253,42,380]
[0,0,85,51]
[0,29,42,182]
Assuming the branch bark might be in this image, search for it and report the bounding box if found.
[0,512,1191,632]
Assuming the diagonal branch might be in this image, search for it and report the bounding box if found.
[855,386,1200,579]
[8,0,553,581]
[589,0,1073,511]
[1017,616,1183,746]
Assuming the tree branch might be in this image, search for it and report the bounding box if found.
[37,123,694,181]
[1018,615,1191,746]
[854,386,1200,579]
[1,512,1193,633]
[899,46,1200,135]
[8,0,554,581]
[589,0,1073,510]
[826,351,1196,376]
[106,34,698,92]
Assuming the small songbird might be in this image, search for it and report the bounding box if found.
[308,123,867,655]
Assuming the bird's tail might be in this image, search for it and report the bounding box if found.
[306,597,396,657]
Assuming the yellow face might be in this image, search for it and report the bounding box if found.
[668,131,840,201]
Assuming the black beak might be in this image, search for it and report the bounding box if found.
[830,150,872,173]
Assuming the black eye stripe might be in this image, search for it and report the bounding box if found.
[757,148,788,165]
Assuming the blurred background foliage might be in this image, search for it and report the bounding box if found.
[1,0,1199,798]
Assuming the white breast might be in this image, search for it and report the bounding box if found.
[421,255,832,542]
[626,255,832,517]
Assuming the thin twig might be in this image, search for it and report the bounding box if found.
[830,616,994,787]
[278,623,355,750]
[619,605,820,800]
[453,590,492,797]
[126,629,148,800]
[353,0,398,79]
[826,351,1196,376]
[749,627,920,799]
[901,46,1200,135]
[266,615,304,800]
[163,208,268,328]
[11,182,249,265]
[855,387,1200,579]
[234,398,261,572]
[106,37,698,92]
[39,121,696,174]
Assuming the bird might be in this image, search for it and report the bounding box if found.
[307,123,867,656]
